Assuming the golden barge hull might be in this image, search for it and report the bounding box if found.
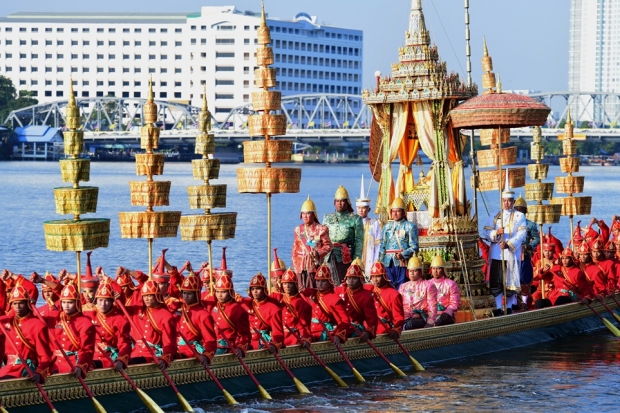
[2,298,618,412]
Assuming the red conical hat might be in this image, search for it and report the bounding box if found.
[214,247,233,278]
[270,248,285,278]
[281,268,297,284]
[9,285,31,304]
[605,240,616,252]
[95,283,115,300]
[81,251,100,289]
[61,284,80,301]
[612,220,620,234]
[542,227,556,251]
[115,272,135,290]
[214,274,234,291]
[572,221,584,244]
[85,251,93,278]
[141,279,160,296]
[314,264,333,284]
[41,272,58,291]
[560,247,574,258]
[153,249,169,277]
[249,272,267,289]
[592,238,604,251]
[345,259,364,278]
[584,225,598,245]
[370,261,389,281]
[578,241,591,254]
[180,272,202,292]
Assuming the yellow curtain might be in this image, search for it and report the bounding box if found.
[412,101,440,217]
[447,122,467,216]
[395,106,419,202]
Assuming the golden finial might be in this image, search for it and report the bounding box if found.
[496,72,502,94]
[566,108,572,124]
[260,0,266,26]
[147,75,154,102]
[483,36,488,57]
[202,85,208,112]
[68,76,76,107]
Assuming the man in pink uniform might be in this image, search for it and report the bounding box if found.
[428,256,460,325]
[398,256,437,329]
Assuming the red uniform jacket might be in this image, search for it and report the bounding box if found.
[127,304,177,367]
[0,314,54,382]
[364,283,405,336]
[45,311,96,377]
[271,292,312,346]
[592,258,618,293]
[177,303,217,362]
[36,302,60,330]
[335,285,378,339]
[551,265,594,301]
[240,297,285,350]
[87,307,132,369]
[300,288,350,343]
[532,259,560,302]
[580,262,607,296]
[210,300,251,355]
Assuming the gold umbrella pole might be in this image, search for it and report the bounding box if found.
[148,238,153,279]
[76,251,82,292]
[569,215,574,249]
[267,192,272,294]
[497,126,507,315]
[470,129,479,220]
[208,240,214,296]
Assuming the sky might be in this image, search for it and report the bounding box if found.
[0,0,569,93]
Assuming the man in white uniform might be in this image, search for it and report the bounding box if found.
[355,175,382,279]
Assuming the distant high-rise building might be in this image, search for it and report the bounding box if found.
[0,6,363,123]
[569,0,620,125]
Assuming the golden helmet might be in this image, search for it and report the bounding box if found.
[407,256,423,270]
[514,195,527,208]
[300,195,317,215]
[430,255,445,268]
[390,197,406,211]
[334,185,350,201]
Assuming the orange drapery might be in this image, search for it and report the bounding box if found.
[396,108,419,207]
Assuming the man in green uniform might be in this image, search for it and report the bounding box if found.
[323,185,364,285]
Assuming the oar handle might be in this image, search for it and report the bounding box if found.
[585,302,604,320]
[97,343,138,390]
[349,323,389,362]
[285,325,327,366]
[252,328,293,376]
[320,322,355,368]
[176,330,225,391]
[234,351,262,388]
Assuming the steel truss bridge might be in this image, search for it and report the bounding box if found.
[5,92,620,146]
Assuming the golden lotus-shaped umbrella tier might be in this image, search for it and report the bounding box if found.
[54,187,99,215]
[256,47,274,66]
[129,181,171,207]
[255,68,276,89]
[243,140,292,163]
[140,125,160,151]
[187,185,227,210]
[60,158,90,185]
[476,168,525,192]
[257,24,271,45]
[179,212,237,241]
[144,101,157,125]
[525,182,555,202]
[530,143,545,162]
[527,204,562,225]
[195,132,215,155]
[562,139,577,156]
[248,114,287,137]
[555,176,584,194]
[44,218,110,252]
[135,154,165,176]
[528,163,549,180]
[251,91,282,112]
[550,196,592,216]
[479,128,510,147]
[192,159,220,181]
[65,105,80,130]
[118,211,181,238]
[560,157,580,174]
[63,130,84,157]
[237,167,302,194]
[477,146,517,168]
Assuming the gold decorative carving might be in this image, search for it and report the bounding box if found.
[243,140,292,163]
[237,167,301,194]
[118,211,181,238]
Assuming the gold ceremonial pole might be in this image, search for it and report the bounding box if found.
[267,191,272,294]
[498,124,507,316]
[76,251,82,291]
[148,238,153,279]
[208,240,214,296]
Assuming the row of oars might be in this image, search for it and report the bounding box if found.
[585,294,620,337]
[0,304,427,412]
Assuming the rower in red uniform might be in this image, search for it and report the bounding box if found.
[80,252,100,313]
[44,284,96,378]
[88,281,132,371]
[210,274,251,357]
[591,238,619,294]
[532,236,561,308]
[126,280,177,369]
[300,264,350,345]
[271,268,312,346]
[177,273,216,367]
[550,247,593,304]
[2,269,39,307]
[114,267,143,307]
[366,261,404,337]
[31,272,62,327]
[584,217,610,247]
[239,272,284,352]
[576,241,608,297]
[151,250,182,313]
[203,248,232,303]
[0,286,54,382]
[270,248,286,296]
[334,259,378,341]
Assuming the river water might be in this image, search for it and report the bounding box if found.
[0,160,619,411]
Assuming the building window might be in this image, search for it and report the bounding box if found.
[161,28,167,33]
[45,40,52,46]
[45,67,52,72]
[149,68,156,73]
[244,39,250,45]
[135,41,141,46]
[201,52,206,58]
[96,91,104,97]
[134,92,141,98]
[19,67,26,72]
[83,54,89,59]
[109,28,116,33]
[175,28,182,33]
[20,40,26,46]
[191,39,196,45]
[149,54,156,60]
[159,91,167,98]
[19,80,26,85]
[19,27,26,32]
[122,91,129,97]
[160,55,167,60]
[174,68,181,73]
[200,66,206,72]
[191,25,196,31]
[216,66,234,72]
[134,68,141,73]
[5,40,11,45]
[56,91,63,97]
[83,67,89,72]
[161,68,167,73]
[216,94,234,99]
[19,53,26,59]
[57,67,63,72]
[123,28,129,33]
[108,67,115,73]
[135,28,141,33]
[174,81,182,87]
[4,66,12,72]
[161,41,168,46]
[45,90,52,96]
[97,28,104,33]
[215,79,234,86]
[215,107,231,113]
[175,41,182,47]
[82,80,89,86]
[123,67,129,73]
[243,67,249,75]
[135,54,141,59]
[108,81,115,86]
[161,81,167,86]
[149,41,156,46]
[71,67,78,72]
[175,55,182,60]
[123,41,129,46]
[97,80,104,86]
[97,67,103,73]
[217,52,235,58]
[149,28,156,33]
[243,80,249,88]
[71,54,78,59]
[97,54,104,59]
[174,92,181,98]
[71,40,78,46]
[123,54,129,60]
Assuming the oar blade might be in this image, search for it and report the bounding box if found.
[92,396,108,413]
[176,392,195,413]
[612,312,620,325]
[352,367,366,383]
[0,405,9,413]
[293,377,312,394]
[258,385,273,400]
[136,388,165,413]
[389,363,407,378]
[603,318,620,337]
[324,365,348,387]
[221,389,239,405]
[409,356,425,371]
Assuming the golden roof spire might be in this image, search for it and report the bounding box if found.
[496,72,502,94]
[68,76,76,108]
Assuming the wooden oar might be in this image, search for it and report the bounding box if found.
[176,331,238,405]
[0,325,58,413]
[252,328,311,394]
[115,301,194,412]
[378,319,424,371]
[596,296,620,324]
[285,324,347,387]
[0,402,9,413]
[97,344,164,413]
[223,340,272,400]
[31,307,107,413]
[349,323,406,378]
[584,301,620,337]
[320,322,365,383]
[606,293,620,315]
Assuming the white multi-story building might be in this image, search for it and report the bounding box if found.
[569,0,620,124]
[0,6,363,123]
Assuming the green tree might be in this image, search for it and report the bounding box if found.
[0,76,38,124]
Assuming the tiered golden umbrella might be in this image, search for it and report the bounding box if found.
[179,90,237,294]
[44,80,110,285]
[550,110,591,246]
[236,1,301,289]
[118,80,181,278]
